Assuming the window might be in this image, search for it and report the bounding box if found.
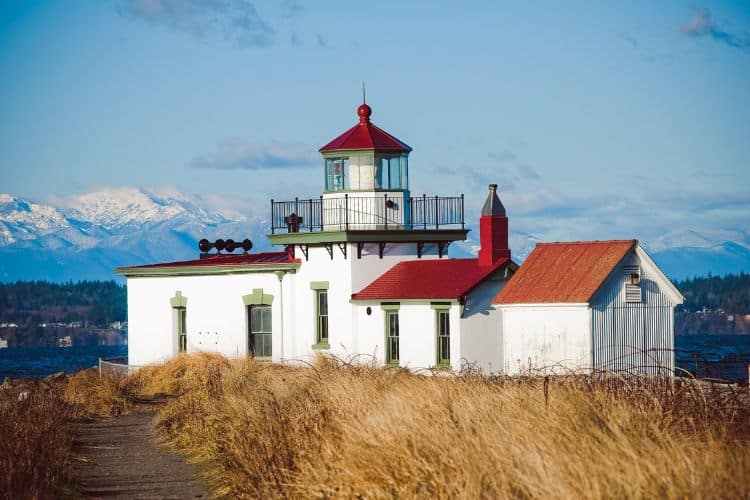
[176,307,187,353]
[436,310,450,367]
[378,155,409,190]
[325,157,349,191]
[248,305,272,359]
[316,290,329,345]
[386,311,400,365]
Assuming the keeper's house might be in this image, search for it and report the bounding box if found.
[117,100,682,375]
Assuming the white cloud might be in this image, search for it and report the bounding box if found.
[119,0,276,47]
[189,139,319,170]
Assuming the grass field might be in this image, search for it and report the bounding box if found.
[2,353,749,498]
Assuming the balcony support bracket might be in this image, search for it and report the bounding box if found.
[337,242,347,258]
[325,244,334,260]
[417,242,424,258]
[298,244,309,261]
[357,242,365,259]
[438,241,449,258]
[379,242,387,259]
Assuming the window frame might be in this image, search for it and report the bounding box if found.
[435,308,451,368]
[325,157,349,192]
[248,304,272,360]
[316,290,329,347]
[175,306,187,353]
[385,310,400,366]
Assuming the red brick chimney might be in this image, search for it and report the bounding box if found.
[478,184,510,266]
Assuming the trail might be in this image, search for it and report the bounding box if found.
[72,402,208,499]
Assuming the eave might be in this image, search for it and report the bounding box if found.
[267,229,469,246]
[115,262,300,278]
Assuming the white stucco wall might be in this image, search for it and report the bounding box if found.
[126,241,447,367]
[126,272,284,366]
[460,277,506,373]
[498,304,592,374]
[353,302,462,370]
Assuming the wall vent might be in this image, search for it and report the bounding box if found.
[623,265,642,302]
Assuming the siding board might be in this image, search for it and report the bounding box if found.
[591,250,676,375]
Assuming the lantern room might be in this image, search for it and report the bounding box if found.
[268,100,467,253]
[319,103,411,193]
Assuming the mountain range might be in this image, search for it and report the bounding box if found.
[0,188,748,282]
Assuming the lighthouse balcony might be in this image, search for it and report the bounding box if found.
[270,193,465,235]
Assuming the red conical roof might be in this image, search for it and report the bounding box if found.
[319,104,411,153]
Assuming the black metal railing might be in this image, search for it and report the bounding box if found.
[270,194,464,233]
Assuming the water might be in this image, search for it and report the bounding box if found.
[0,335,748,382]
[0,344,127,379]
[675,334,750,383]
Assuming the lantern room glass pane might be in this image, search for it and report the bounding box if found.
[388,158,400,189]
[325,157,347,191]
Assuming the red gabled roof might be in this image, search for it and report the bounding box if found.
[319,104,411,153]
[493,240,636,304]
[352,257,511,301]
[118,251,298,270]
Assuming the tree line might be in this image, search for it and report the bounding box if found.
[674,273,750,335]
[0,280,126,327]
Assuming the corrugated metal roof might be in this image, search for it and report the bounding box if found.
[319,104,412,153]
[352,257,511,300]
[118,251,297,270]
[493,240,636,304]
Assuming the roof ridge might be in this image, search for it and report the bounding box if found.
[537,239,637,246]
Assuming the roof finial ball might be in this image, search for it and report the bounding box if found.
[357,102,372,124]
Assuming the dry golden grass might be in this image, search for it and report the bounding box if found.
[127,354,750,499]
[4,353,749,499]
[0,384,73,499]
[63,368,138,419]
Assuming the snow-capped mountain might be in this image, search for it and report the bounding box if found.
[0,189,747,282]
[0,188,270,282]
[644,229,750,280]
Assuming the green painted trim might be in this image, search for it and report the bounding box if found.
[309,281,329,290]
[430,302,451,310]
[435,308,451,368]
[116,263,300,277]
[267,229,468,246]
[170,291,187,308]
[433,362,452,370]
[311,342,330,350]
[242,288,274,306]
[380,302,400,311]
[384,309,400,367]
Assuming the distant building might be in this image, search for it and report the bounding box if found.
[117,100,683,375]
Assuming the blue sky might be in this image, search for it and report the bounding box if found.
[0,0,748,244]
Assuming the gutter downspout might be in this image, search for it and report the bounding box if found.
[275,270,286,361]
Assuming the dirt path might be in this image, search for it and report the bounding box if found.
[72,403,208,499]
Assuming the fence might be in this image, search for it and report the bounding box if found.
[270,194,465,233]
[99,356,141,377]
